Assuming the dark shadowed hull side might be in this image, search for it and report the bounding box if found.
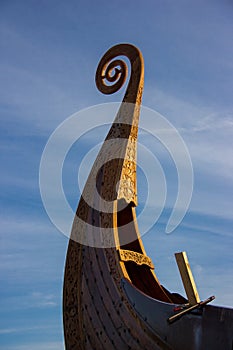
[63,241,172,350]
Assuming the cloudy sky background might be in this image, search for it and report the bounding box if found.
[1,1,233,349]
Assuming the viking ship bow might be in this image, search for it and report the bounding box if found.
[63,44,233,350]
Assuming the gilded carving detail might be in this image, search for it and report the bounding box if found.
[94,43,144,206]
[118,249,154,269]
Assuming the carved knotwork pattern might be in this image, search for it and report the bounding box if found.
[118,249,154,269]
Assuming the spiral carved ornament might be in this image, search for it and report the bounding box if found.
[95,43,144,105]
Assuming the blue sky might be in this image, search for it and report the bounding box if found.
[1,0,233,349]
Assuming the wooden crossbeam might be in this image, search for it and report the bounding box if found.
[167,295,215,324]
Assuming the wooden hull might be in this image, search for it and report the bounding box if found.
[63,44,233,349]
[63,210,233,349]
[63,197,178,349]
[63,242,172,350]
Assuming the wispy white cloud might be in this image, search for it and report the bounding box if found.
[137,87,233,221]
[0,214,66,303]
[143,212,233,307]
[143,87,209,127]
[2,342,64,350]
[0,290,59,312]
[0,325,57,335]
[184,112,233,132]
[0,24,96,132]
[30,292,58,308]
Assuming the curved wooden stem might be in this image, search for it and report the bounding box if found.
[96,43,144,106]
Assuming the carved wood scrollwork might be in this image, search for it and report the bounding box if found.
[118,249,154,269]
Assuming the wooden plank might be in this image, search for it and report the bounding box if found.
[175,252,200,305]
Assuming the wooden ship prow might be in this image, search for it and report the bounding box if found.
[63,44,233,349]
